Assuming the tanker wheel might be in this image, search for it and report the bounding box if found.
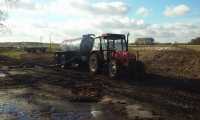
[108,59,118,78]
[60,55,66,69]
[89,53,99,74]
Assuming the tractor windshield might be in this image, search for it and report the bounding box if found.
[104,39,126,51]
[114,39,126,51]
[92,34,127,51]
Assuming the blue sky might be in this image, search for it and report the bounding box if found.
[128,0,200,23]
[0,0,200,43]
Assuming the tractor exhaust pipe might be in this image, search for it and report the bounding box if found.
[126,33,130,51]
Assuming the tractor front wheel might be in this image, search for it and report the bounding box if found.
[108,59,118,78]
[60,55,66,69]
[89,53,99,75]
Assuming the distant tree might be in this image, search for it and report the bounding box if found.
[189,37,200,45]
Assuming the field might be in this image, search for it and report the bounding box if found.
[177,45,200,51]
[0,46,200,120]
[129,45,200,80]
[129,44,200,51]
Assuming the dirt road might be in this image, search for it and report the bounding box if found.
[0,64,200,120]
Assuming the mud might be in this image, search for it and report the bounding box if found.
[138,49,200,80]
[0,72,6,78]
[0,52,200,120]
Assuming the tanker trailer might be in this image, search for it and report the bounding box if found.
[55,34,95,68]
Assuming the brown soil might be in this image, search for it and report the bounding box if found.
[138,49,200,80]
[0,50,200,120]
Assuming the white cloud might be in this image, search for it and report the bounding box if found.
[0,0,136,43]
[164,4,190,17]
[141,22,200,43]
[92,2,128,15]
[136,7,149,17]
[0,0,199,43]
[46,0,129,17]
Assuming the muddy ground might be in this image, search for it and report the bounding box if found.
[0,51,200,120]
[137,49,200,80]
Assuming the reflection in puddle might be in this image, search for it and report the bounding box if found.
[0,99,106,120]
[0,101,94,120]
[126,104,155,119]
[0,83,116,120]
[8,70,27,76]
[0,102,29,120]
[0,72,6,78]
[51,111,93,120]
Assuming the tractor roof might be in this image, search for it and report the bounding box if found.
[100,33,126,40]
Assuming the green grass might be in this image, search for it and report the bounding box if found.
[0,50,25,59]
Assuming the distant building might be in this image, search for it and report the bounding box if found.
[135,38,155,45]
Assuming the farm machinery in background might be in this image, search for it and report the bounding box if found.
[55,33,145,79]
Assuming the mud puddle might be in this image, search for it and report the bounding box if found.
[0,88,122,120]
[0,71,6,78]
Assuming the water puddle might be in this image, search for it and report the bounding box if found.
[8,70,27,76]
[126,104,159,119]
[0,100,108,120]
[0,90,111,120]
[0,72,6,78]
[0,102,30,120]
[0,88,156,120]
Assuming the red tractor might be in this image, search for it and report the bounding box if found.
[55,33,145,79]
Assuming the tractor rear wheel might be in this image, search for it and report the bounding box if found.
[108,59,118,78]
[128,60,137,80]
[128,60,145,81]
[136,61,145,80]
[89,53,99,75]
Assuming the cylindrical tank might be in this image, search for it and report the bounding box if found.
[60,34,95,55]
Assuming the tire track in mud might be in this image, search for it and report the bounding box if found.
[1,64,200,120]
[104,80,200,120]
[33,67,200,112]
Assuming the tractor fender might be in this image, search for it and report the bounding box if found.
[127,52,137,61]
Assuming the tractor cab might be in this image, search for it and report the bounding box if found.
[100,33,128,52]
[89,33,137,78]
[98,33,134,64]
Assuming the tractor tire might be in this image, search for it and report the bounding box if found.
[128,60,137,80]
[128,60,145,81]
[136,61,146,80]
[89,53,99,75]
[60,54,66,69]
[108,59,118,78]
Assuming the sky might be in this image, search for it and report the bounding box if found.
[0,0,200,43]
